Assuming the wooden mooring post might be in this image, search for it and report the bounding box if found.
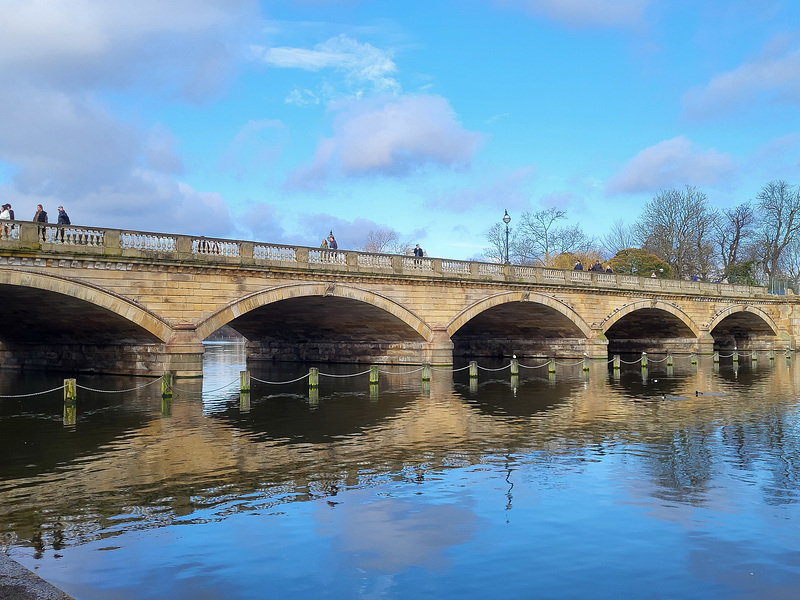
[63,378,76,426]
[640,352,648,369]
[161,372,173,399]
[239,370,251,413]
[469,361,478,378]
[309,367,319,388]
[422,364,432,382]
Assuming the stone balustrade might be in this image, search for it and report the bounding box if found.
[0,219,769,298]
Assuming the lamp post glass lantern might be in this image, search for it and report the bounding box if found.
[503,210,511,264]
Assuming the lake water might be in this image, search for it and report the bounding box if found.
[1,344,799,599]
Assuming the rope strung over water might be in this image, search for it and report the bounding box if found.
[171,377,240,395]
[76,377,164,394]
[0,348,789,398]
[251,373,311,385]
[0,385,65,398]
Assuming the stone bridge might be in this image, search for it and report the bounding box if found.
[0,220,797,377]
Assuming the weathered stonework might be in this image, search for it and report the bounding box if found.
[0,221,797,376]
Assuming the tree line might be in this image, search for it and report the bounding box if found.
[485,180,800,288]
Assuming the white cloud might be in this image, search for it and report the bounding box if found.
[286,95,483,189]
[0,0,258,96]
[285,89,321,106]
[607,136,735,194]
[0,0,259,237]
[255,34,401,96]
[683,41,800,118]
[497,0,651,27]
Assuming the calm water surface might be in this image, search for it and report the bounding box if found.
[1,345,799,599]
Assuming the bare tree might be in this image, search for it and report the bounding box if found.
[357,228,410,254]
[711,202,756,273]
[483,222,516,263]
[755,180,800,278]
[515,208,595,266]
[602,219,636,256]
[634,186,714,279]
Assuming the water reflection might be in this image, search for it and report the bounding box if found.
[1,345,799,599]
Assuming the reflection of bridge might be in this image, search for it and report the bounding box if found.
[0,221,797,376]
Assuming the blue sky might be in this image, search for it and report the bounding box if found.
[1,0,799,260]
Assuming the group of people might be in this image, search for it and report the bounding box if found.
[574,259,612,273]
[0,203,71,225]
[0,203,71,240]
[320,232,338,250]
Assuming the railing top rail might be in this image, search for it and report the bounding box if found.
[0,221,774,298]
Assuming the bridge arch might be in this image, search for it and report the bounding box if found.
[705,304,783,350]
[447,291,592,338]
[601,299,701,337]
[706,304,779,334]
[196,282,434,342]
[0,268,173,342]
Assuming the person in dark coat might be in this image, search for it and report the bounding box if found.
[33,204,47,241]
[57,206,70,242]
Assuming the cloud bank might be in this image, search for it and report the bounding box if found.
[684,39,800,119]
[0,0,259,235]
[287,95,483,188]
[607,136,735,194]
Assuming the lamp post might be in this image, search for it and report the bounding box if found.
[503,210,511,264]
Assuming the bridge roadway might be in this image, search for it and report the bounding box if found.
[0,220,797,377]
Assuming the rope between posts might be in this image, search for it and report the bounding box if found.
[318,369,372,378]
[618,358,642,364]
[377,367,425,375]
[647,356,669,363]
[172,377,239,395]
[477,364,511,372]
[517,361,550,369]
[433,365,471,372]
[0,385,64,398]
[76,377,164,394]
[554,359,586,366]
[251,373,310,385]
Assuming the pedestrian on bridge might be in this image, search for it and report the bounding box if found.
[33,204,47,241]
[0,204,10,238]
[57,206,70,242]
[328,233,338,251]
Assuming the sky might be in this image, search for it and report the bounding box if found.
[1,0,800,260]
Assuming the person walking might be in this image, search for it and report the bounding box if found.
[0,204,10,238]
[33,204,48,241]
[413,244,424,265]
[328,232,338,251]
[57,205,70,242]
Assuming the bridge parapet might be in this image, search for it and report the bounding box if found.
[0,220,771,299]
